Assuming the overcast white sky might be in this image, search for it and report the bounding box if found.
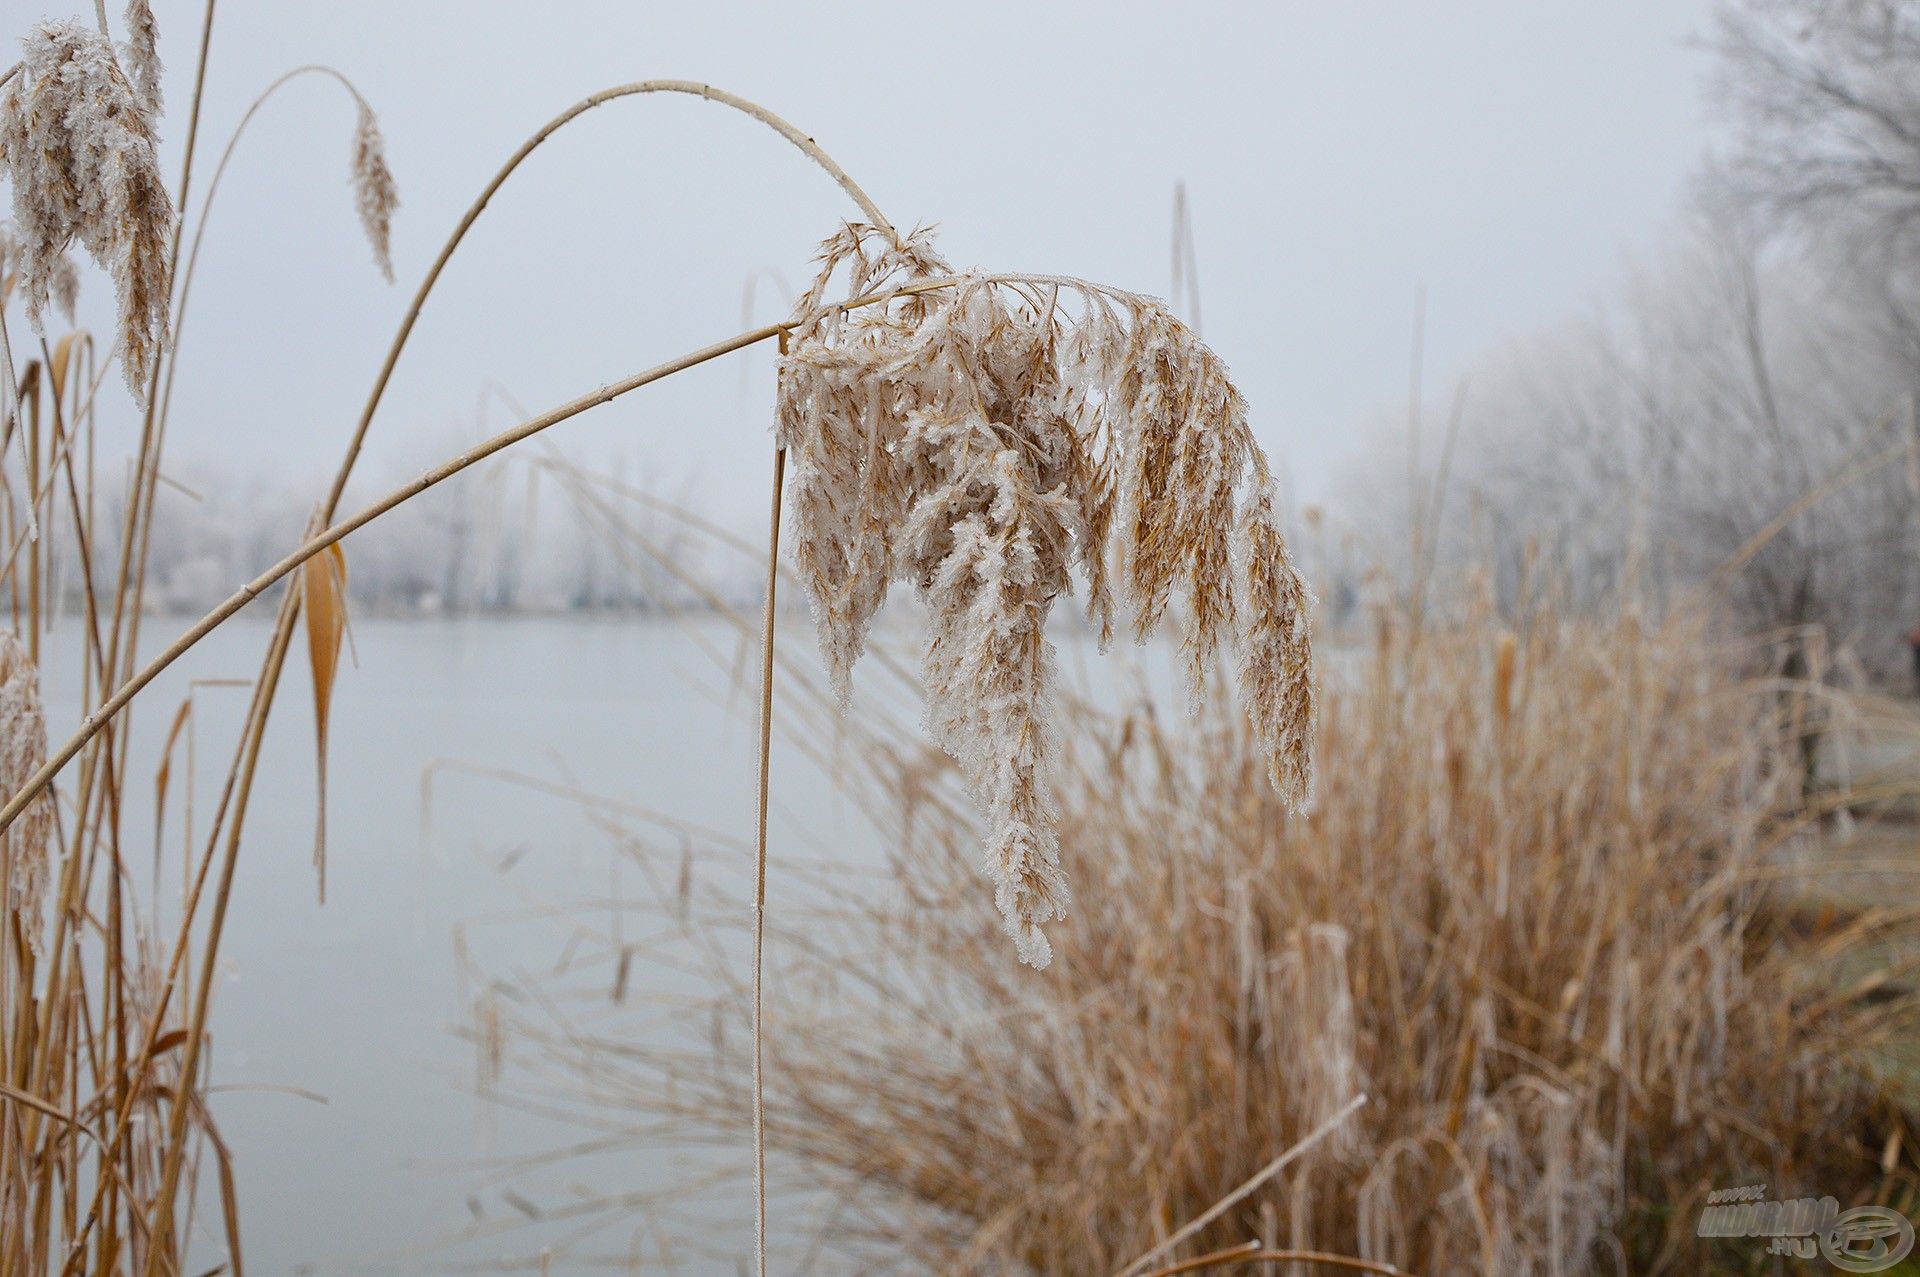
[16,0,1723,536]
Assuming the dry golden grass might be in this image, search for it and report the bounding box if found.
[464,523,1920,1273]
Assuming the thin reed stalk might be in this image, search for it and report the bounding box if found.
[751,439,786,1277]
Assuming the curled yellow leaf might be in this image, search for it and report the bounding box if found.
[303,543,348,901]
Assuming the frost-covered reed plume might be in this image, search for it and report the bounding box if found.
[350,100,397,282]
[778,224,1314,966]
[0,633,50,955]
[0,18,174,398]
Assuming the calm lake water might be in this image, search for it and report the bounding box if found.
[38,611,1186,1274]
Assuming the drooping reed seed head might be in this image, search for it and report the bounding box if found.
[49,246,78,322]
[350,100,398,283]
[0,219,78,322]
[777,224,1315,967]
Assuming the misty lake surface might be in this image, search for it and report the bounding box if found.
[39,611,1186,1274]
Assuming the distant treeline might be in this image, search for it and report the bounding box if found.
[1346,0,1920,677]
[44,449,763,619]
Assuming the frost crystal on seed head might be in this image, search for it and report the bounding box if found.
[49,251,79,323]
[0,220,80,323]
[777,225,1315,967]
[122,0,162,114]
[0,20,174,400]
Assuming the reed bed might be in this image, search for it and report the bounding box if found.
[461,499,1920,1272]
[0,2,423,1267]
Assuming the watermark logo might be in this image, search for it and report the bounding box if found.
[1698,1185,1915,1272]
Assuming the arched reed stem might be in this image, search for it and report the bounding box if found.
[1136,1247,1407,1277]
[0,275,958,835]
[126,81,903,1265]
[114,63,378,759]
[320,78,896,524]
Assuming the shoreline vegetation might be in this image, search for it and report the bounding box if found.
[4,1,1920,1275]
[464,562,1920,1273]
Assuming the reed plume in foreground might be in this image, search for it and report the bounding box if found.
[469,571,1920,1274]
[0,18,173,398]
[780,224,1313,966]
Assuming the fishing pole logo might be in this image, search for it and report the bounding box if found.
[1697,1185,1915,1272]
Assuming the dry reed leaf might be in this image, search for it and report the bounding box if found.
[49,329,84,401]
[152,695,191,857]
[302,542,348,900]
[189,1097,247,1276]
[1492,627,1518,751]
[0,1081,101,1144]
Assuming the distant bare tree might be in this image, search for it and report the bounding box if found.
[1339,4,1920,678]
[1712,0,1920,263]
[1360,215,1920,674]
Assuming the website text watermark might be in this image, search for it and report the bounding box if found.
[1698,1185,1914,1272]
